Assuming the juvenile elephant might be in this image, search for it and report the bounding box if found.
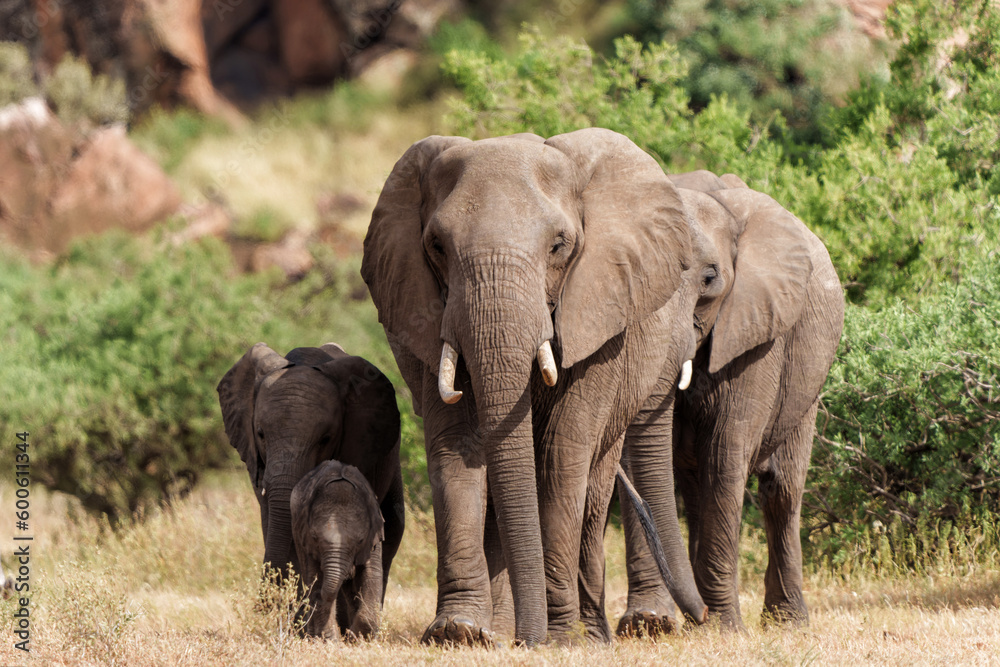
[619,171,845,632]
[217,343,404,597]
[362,129,709,645]
[291,459,386,641]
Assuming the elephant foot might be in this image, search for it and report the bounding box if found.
[616,608,678,638]
[421,615,496,647]
[762,600,809,628]
[710,609,747,633]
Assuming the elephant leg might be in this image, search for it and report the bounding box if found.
[618,403,680,639]
[379,466,406,602]
[577,435,623,644]
[617,477,678,638]
[535,416,594,643]
[758,405,816,627]
[350,547,384,640]
[419,371,495,646]
[692,439,751,631]
[484,493,515,639]
[675,422,701,564]
[692,349,779,631]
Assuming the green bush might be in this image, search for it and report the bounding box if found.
[626,0,885,141]
[0,41,37,107]
[44,53,128,127]
[809,254,1000,561]
[0,233,425,519]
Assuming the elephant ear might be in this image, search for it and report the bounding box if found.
[545,128,690,368]
[706,189,813,374]
[217,343,290,489]
[362,135,472,370]
[315,356,401,470]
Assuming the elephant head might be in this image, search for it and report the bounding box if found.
[667,173,813,372]
[362,128,691,643]
[291,459,385,640]
[217,343,399,579]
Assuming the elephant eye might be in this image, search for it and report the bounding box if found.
[256,427,264,440]
[702,266,718,288]
[550,236,567,255]
[430,238,444,255]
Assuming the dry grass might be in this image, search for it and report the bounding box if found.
[1,473,998,665]
[167,94,446,240]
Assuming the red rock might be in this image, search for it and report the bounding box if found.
[0,98,75,250]
[49,125,182,252]
[250,229,314,279]
[272,0,347,84]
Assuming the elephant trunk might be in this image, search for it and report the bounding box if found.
[448,253,549,646]
[320,551,350,640]
[626,392,707,624]
[262,470,301,581]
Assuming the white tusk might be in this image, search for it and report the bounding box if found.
[438,342,463,404]
[260,487,266,496]
[678,359,693,391]
[537,340,558,387]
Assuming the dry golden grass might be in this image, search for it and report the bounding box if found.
[1,473,998,665]
[168,94,446,239]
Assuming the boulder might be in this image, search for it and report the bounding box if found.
[0,98,75,250]
[273,0,348,84]
[0,98,182,254]
[250,229,314,279]
[49,125,182,252]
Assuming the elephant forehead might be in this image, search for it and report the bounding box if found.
[430,140,578,201]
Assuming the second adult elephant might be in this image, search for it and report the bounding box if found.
[362,129,708,645]
[619,172,845,631]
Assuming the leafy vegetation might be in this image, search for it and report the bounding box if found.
[810,254,1000,558]
[0,41,127,126]
[626,0,885,139]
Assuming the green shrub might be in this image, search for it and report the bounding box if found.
[808,254,1000,561]
[44,53,128,127]
[626,0,886,141]
[0,41,37,107]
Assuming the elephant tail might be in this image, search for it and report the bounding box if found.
[616,463,708,625]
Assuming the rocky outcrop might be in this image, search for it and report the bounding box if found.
[205,0,460,105]
[3,0,461,116]
[0,98,181,255]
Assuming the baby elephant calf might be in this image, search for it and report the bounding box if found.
[291,460,386,641]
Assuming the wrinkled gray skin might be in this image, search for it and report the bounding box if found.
[362,129,709,646]
[217,343,404,599]
[291,460,386,641]
[617,170,845,633]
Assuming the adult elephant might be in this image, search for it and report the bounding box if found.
[618,171,845,633]
[216,343,405,594]
[362,129,708,645]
